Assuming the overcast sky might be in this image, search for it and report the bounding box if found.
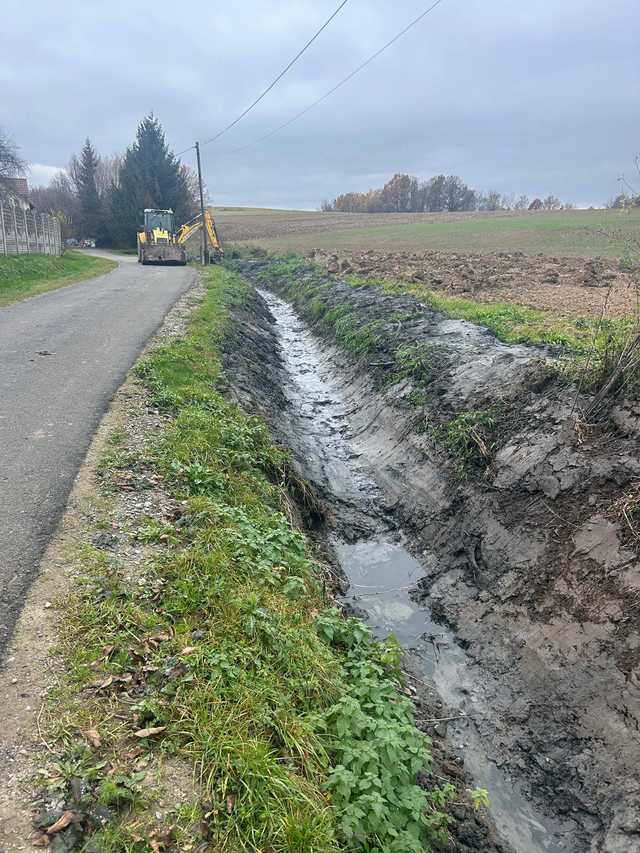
[2,0,639,208]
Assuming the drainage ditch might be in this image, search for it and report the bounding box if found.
[258,285,573,853]
[221,257,640,853]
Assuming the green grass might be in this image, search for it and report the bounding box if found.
[239,208,640,259]
[44,265,457,852]
[0,251,117,306]
[257,253,634,358]
[378,278,635,354]
[428,410,498,477]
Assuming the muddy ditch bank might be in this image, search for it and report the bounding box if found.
[223,257,640,853]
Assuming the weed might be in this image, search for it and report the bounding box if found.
[430,410,497,475]
[47,265,455,851]
[318,609,454,850]
[394,342,442,384]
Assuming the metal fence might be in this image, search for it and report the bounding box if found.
[0,200,62,256]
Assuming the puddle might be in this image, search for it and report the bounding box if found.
[258,287,575,853]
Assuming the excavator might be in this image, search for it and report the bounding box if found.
[137,208,223,265]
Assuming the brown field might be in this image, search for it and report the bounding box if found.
[214,206,639,319]
[308,248,636,319]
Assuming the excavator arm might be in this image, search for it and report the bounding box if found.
[176,209,223,257]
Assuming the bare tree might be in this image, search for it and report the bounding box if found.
[542,195,562,210]
[514,194,530,210]
[0,126,27,189]
[29,171,79,240]
[478,190,503,211]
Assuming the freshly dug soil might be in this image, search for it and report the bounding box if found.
[308,248,635,318]
[228,257,640,853]
[219,278,513,853]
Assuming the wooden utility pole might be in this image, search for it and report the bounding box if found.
[195,141,208,265]
[0,202,7,255]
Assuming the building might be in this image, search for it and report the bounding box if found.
[0,177,33,211]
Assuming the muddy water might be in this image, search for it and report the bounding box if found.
[258,287,574,853]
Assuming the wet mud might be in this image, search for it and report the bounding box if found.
[222,258,640,853]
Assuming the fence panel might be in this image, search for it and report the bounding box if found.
[0,201,62,256]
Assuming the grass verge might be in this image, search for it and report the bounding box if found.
[40,265,458,852]
[0,251,117,307]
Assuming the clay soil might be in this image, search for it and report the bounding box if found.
[308,248,637,319]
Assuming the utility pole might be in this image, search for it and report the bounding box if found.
[195,141,208,265]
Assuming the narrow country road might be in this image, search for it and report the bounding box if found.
[0,253,196,658]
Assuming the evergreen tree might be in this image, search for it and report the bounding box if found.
[110,115,196,247]
[75,139,104,242]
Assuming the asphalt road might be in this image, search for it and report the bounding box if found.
[0,253,196,658]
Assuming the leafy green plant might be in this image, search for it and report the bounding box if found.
[317,610,454,850]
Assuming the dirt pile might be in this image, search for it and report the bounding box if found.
[308,248,635,318]
[232,256,640,853]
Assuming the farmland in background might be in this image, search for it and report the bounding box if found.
[214,206,640,259]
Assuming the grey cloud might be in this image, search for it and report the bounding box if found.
[2,0,638,208]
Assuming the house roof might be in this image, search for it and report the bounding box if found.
[3,177,29,197]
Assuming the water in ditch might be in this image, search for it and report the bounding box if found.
[258,286,574,853]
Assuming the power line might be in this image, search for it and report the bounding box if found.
[200,0,350,149]
[225,0,447,156]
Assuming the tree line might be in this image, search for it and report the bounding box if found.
[321,173,575,214]
[1,115,200,248]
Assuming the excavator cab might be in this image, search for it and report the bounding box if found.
[137,208,186,265]
[144,209,174,236]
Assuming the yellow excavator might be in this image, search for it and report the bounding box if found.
[137,208,223,265]
[176,210,223,260]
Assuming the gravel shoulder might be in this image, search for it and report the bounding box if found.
[0,282,204,851]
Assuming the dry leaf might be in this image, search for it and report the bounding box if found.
[134,726,167,738]
[122,747,144,760]
[93,672,133,691]
[84,728,101,748]
[47,810,74,834]
[32,834,50,847]
[226,795,235,814]
[179,646,196,657]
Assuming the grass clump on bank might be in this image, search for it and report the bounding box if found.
[45,265,455,852]
[427,410,498,477]
[0,251,117,306]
